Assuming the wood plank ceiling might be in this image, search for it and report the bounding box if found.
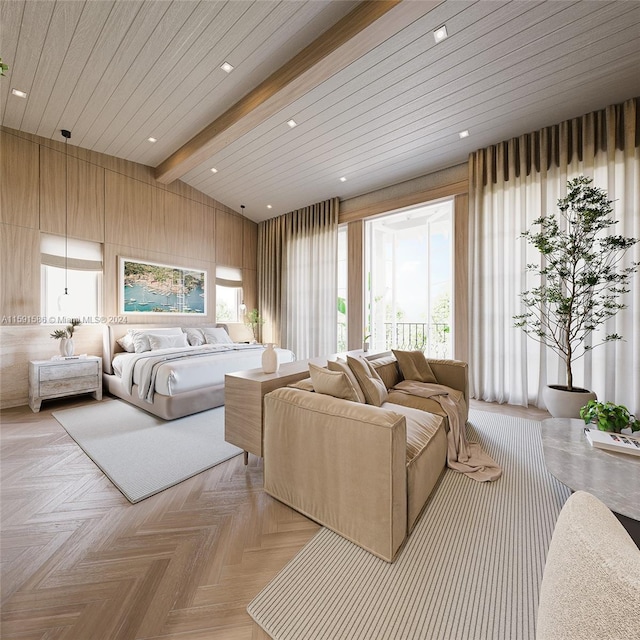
[2,0,639,222]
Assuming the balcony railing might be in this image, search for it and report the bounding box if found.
[381,322,450,357]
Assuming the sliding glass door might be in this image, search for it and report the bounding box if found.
[365,200,453,357]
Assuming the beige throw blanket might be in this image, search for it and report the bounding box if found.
[394,381,502,482]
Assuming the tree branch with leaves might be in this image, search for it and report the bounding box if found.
[514,176,638,391]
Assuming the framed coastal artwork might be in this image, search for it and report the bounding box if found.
[119,258,207,315]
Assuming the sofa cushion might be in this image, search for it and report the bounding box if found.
[328,358,366,403]
[392,349,438,383]
[309,364,361,402]
[347,356,388,406]
[288,377,315,392]
[370,355,402,389]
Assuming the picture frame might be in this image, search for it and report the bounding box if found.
[119,257,207,315]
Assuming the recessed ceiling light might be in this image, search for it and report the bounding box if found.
[220,61,234,73]
[458,130,470,139]
[287,119,297,128]
[340,177,347,182]
[433,25,448,43]
[267,205,273,209]
[210,167,218,173]
[11,88,27,98]
[147,137,157,143]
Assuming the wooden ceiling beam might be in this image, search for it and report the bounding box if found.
[154,0,443,184]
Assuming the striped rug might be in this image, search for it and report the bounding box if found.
[248,410,570,639]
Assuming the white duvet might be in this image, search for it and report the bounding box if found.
[112,344,295,402]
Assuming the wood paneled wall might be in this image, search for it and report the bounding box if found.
[0,126,257,408]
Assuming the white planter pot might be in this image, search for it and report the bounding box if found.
[543,385,597,418]
[262,343,278,374]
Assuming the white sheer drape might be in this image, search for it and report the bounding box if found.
[469,99,639,414]
[258,198,338,360]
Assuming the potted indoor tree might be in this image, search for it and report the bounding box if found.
[514,176,638,418]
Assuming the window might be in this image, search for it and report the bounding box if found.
[365,200,453,358]
[337,224,348,352]
[41,234,102,320]
[215,266,243,322]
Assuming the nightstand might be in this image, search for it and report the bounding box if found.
[29,356,102,412]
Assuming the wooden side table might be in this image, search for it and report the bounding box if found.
[29,356,102,412]
[225,360,316,463]
[224,349,379,463]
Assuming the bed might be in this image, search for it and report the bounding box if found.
[102,324,295,420]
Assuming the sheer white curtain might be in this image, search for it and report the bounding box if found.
[281,198,338,359]
[258,198,338,359]
[469,99,639,414]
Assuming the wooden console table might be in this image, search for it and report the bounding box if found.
[225,349,379,463]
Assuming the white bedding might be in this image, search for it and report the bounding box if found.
[112,344,295,400]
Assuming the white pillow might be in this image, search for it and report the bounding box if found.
[203,327,233,345]
[116,333,135,353]
[148,333,188,350]
[130,327,183,353]
[182,327,205,346]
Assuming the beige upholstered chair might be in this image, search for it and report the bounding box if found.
[537,491,640,640]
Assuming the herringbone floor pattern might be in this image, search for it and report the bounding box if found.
[1,397,548,639]
[1,398,320,640]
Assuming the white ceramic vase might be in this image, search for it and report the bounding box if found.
[363,341,369,352]
[543,384,597,418]
[59,338,74,357]
[262,343,278,373]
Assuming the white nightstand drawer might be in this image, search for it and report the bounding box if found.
[40,375,99,397]
[40,362,98,381]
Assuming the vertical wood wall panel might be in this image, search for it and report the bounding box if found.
[347,220,364,350]
[0,130,39,228]
[39,145,65,234]
[104,171,153,245]
[69,156,105,242]
[0,223,40,318]
[243,218,258,270]
[216,209,244,267]
[242,268,258,313]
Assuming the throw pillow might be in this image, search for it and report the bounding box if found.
[182,327,205,346]
[392,349,438,383]
[116,333,135,353]
[148,333,188,350]
[327,358,366,403]
[130,327,183,353]
[308,363,361,402]
[203,327,234,344]
[346,355,388,407]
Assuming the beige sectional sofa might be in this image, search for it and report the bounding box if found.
[263,353,468,562]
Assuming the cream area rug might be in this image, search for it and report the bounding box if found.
[248,410,570,640]
[53,400,241,503]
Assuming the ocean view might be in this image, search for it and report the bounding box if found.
[124,282,205,313]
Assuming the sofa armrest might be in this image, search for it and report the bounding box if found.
[426,358,469,418]
[263,387,408,562]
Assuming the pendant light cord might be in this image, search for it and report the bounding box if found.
[61,129,71,297]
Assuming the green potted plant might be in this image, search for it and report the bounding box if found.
[580,400,639,434]
[245,309,264,343]
[50,318,81,357]
[514,176,638,418]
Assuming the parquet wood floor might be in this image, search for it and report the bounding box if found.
[1,396,548,639]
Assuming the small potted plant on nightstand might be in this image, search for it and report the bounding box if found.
[50,318,81,357]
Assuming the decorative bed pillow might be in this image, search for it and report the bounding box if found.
[327,358,366,403]
[182,327,205,346]
[203,327,234,344]
[346,355,388,407]
[116,333,135,353]
[288,377,315,392]
[148,333,189,350]
[392,349,438,383]
[129,327,183,353]
[308,363,361,402]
